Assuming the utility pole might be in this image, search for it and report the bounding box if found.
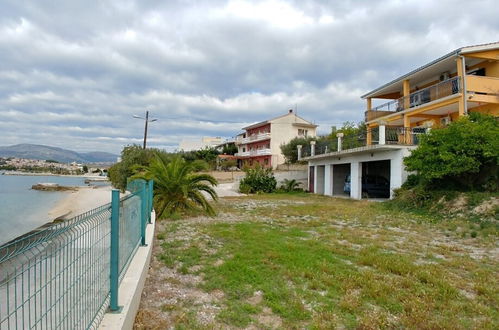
[133,110,157,149]
[143,110,149,149]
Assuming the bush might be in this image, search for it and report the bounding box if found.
[404,113,498,191]
[239,166,277,193]
[279,179,302,192]
[191,159,210,172]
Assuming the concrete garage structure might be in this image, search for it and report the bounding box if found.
[305,144,414,199]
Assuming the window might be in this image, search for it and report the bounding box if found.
[298,129,308,137]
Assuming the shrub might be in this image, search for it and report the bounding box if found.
[191,159,210,172]
[239,165,277,193]
[279,179,302,192]
[403,113,499,191]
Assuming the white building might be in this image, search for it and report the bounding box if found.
[235,109,317,169]
[179,136,224,152]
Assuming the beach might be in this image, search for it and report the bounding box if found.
[48,185,113,220]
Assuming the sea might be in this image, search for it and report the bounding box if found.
[0,174,87,246]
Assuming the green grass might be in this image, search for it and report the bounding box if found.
[152,194,499,328]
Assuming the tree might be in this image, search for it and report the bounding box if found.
[132,155,219,218]
[82,165,88,173]
[404,113,499,190]
[108,145,170,191]
[222,143,238,155]
[280,136,315,164]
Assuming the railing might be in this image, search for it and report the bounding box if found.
[0,179,154,329]
[301,126,428,159]
[371,126,428,145]
[235,132,271,145]
[235,149,272,157]
[370,76,461,114]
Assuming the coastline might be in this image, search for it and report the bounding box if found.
[2,170,105,178]
[48,185,113,220]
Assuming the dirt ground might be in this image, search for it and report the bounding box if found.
[134,195,498,329]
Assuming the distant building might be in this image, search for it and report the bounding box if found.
[179,137,224,152]
[235,109,317,168]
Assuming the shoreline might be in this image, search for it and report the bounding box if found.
[2,171,106,178]
[48,185,113,221]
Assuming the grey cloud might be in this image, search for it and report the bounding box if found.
[0,0,497,153]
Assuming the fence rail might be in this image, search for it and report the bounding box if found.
[0,179,154,329]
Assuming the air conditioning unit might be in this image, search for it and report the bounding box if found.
[410,93,422,107]
[440,116,451,126]
[439,71,451,81]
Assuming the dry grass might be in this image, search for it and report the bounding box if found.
[134,193,498,329]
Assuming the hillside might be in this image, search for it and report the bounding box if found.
[0,144,117,163]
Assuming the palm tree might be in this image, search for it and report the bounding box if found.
[280,179,302,192]
[132,154,218,218]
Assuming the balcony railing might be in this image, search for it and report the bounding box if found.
[235,148,272,157]
[367,76,461,118]
[301,127,428,158]
[235,132,271,145]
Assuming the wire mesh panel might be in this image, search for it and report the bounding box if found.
[0,180,153,329]
[0,204,112,330]
[118,192,142,282]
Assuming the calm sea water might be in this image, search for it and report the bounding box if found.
[0,174,86,245]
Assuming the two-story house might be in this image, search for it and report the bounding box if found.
[304,42,499,199]
[235,110,317,168]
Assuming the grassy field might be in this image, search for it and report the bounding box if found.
[135,193,498,329]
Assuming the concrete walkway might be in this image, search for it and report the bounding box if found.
[213,182,245,197]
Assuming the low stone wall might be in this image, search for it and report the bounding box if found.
[275,164,307,171]
[274,170,308,190]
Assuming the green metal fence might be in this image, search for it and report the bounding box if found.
[0,179,154,329]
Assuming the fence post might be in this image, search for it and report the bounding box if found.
[148,180,154,223]
[336,133,344,151]
[140,181,147,246]
[109,189,122,312]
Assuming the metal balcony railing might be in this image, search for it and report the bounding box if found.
[235,148,272,157]
[369,76,461,114]
[235,132,271,145]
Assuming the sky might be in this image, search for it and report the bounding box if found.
[0,0,498,153]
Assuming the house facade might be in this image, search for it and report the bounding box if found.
[235,110,317,168]
[305,42,499,199]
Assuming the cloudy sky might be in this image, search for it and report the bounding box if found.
[1,0,497,153]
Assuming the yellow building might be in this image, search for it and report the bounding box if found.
[364,42,499,145]
[304,42,498,199]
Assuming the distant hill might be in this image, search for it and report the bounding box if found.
[0,144,118,163]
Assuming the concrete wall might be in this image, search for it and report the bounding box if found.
[315,166,325,195]
[274,170,308,190]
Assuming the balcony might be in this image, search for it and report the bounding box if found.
[301,126,426,159]
[235,132,271,145]
[365,76,461,121]
[235,148,272,157]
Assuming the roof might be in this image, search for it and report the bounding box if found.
[361,41,499,99]
[242,111,317,130]
[303,144,417,161]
